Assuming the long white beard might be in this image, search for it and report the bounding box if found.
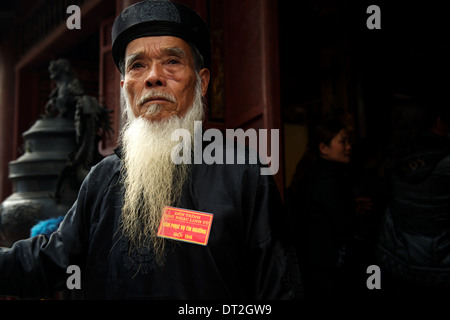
[119,77,204,262]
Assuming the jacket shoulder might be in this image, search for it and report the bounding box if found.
[92,152,122,172]
[81,153,122,191]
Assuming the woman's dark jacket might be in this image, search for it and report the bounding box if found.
[286,157,356,295]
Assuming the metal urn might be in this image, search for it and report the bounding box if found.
[0,59,112,247]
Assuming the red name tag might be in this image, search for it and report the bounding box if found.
[157,206,213,246]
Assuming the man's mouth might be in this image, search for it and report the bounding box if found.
[139,91,176,107]
[141,97,169,106]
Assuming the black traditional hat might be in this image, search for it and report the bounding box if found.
[111,0,210,73]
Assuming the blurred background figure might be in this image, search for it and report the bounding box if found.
[375,92,450,298]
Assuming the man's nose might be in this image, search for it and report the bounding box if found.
[145,63,164,88]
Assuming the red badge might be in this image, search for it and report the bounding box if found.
[157,206,213,246]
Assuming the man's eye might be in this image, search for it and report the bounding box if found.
[167,59,180,65]
[130,62,144,69]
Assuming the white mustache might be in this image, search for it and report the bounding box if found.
[138,90,177,107]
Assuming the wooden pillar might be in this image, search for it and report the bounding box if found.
[99,17,121,155]
[0,35,16,201]
[222,0,284,192]
[317,1,356,124]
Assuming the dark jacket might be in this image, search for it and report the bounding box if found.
[375,131,450,289]
[287,157,356,296]
[0,144,294,299]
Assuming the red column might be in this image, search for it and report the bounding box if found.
[0,35,16,201]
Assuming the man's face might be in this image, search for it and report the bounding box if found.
[121,36,209,122]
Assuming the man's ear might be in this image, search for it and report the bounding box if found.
[120,79,124,88]
[199,68,210,96]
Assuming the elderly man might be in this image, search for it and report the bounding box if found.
[0,1,295,299]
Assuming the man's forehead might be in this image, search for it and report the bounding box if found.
[125,36,190,57]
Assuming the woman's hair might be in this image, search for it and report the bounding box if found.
[308,119,348,157]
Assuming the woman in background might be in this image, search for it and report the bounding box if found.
[286,118,369,299]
